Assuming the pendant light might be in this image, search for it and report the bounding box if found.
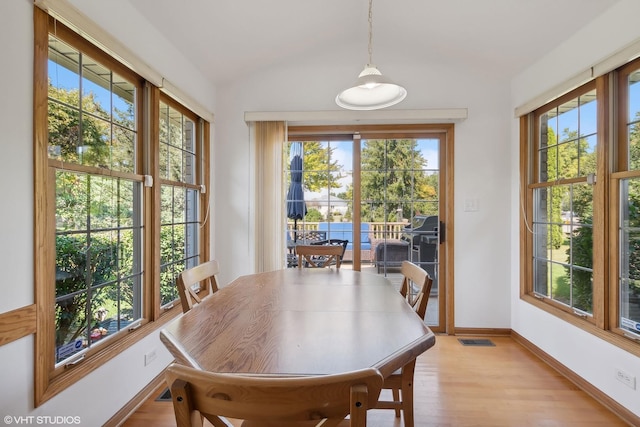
[335,0,407,110]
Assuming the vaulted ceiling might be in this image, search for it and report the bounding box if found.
[128,0,620,87]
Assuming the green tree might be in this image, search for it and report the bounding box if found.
[48,84,110,167]
[159,224,186,305]
[304,208,323,222]
[551,126,596,312]
[359,139,437,222]
[55,233,120,348]
[51,81,139,355]
[292,141,343,192]
[542,127,565,250]
[622,115,640,302]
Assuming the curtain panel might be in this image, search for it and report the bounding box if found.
[251,121,286,272]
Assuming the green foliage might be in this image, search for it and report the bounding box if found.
[48,79,136,172]
[304,208,323,222]
[630,113,640,170]
[55,235,89,348]
[159,224,186,305]
[536,114,598,312]
[624,118,640,303]
[295,141,344,192]
[51,80,140,355]
[360,139,437,222]
[159,102,193,182]
[568,220,594,312]
[543,128,565,250]
[627,179,640,289]
[55,233,133,349]
[548,122,594,311]
[48,85,110,167]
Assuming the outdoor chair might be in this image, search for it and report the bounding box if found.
[295,244,344,269]
[165,362,384,427]
[375,260,433,426]
[176,260,221,313]
[287,230,329,268]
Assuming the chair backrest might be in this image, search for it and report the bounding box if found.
[296,244,344,269]
[311,239,349,259]
[176,260,220,313]
[399,261,433,319]
[165,363,384,427]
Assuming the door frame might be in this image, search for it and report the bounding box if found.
[288,124,455,334]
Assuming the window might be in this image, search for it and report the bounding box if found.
[521,65,640,354]
[34,9,210,404]
[48,30,144,365]
[532,84,597,318]
[616,62,640,337]
[158,98,203,306]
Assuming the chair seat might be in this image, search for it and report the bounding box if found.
[382,370,402,387]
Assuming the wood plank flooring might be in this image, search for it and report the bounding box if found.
[120,335,629,427]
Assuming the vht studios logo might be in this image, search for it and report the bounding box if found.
[4,415,81,425]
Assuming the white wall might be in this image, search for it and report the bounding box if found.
[0,0,39,420]
[0,0,214,424]
[510,0,640,417]
[214,42,513,329]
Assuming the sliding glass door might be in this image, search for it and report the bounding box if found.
[285,126,451,332]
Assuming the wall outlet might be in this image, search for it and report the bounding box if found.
[144,349,157,366]
[615,368,636,390]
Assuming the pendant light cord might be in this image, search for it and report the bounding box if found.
[367,0,373,65]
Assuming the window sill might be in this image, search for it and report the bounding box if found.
[36,304,182,406]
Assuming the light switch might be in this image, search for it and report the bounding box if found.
[464,198,479,212]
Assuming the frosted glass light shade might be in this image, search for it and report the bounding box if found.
[335,65,407,110]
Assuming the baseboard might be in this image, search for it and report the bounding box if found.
[511,330,640,427]
[103,370,167,427]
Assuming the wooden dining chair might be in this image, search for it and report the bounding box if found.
[176,260,221,313]
[311,238,349,261]
[376,260,433,427]
[165,362,384,427]
[295,244,344,269]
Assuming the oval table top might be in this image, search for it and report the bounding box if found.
[160,268,436,378]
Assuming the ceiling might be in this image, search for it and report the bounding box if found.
[128,0,621,87]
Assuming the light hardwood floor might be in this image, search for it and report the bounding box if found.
[121,335,629,427]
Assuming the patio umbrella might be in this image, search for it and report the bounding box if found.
[286,142,306,241]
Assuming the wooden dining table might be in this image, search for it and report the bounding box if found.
[160,268,436,380]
